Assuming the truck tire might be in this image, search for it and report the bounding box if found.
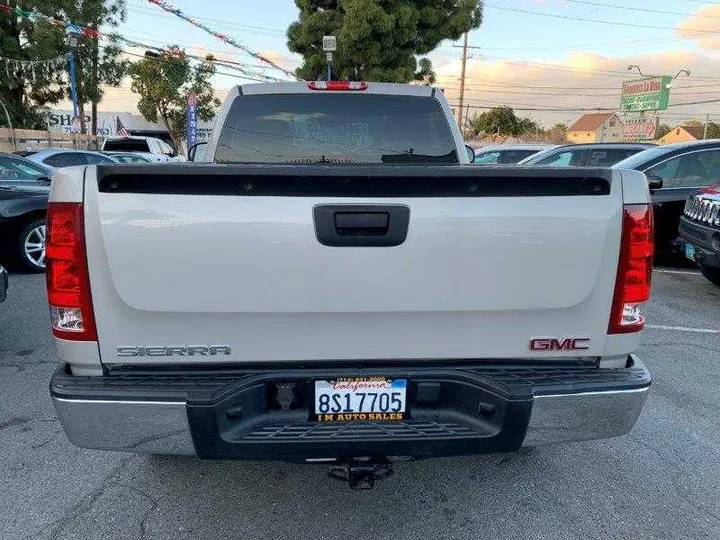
[17,218,47,273]
[700,266,720,287]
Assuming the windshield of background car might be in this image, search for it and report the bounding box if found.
[474,149,539,164]
[528,148,585,166]
[612,147,669,169]
[214,93,459,164]
[0,156,50,179]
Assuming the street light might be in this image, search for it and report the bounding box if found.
[322,35,336,81]
[627,64,645,77]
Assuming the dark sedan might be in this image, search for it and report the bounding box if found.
[612,139,720,255]
[0,154,51,272]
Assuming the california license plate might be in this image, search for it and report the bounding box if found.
[685,243,696,261]
[314,377,407,422]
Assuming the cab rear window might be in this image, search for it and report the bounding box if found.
[214,93,458,165]
[104,139,150,152]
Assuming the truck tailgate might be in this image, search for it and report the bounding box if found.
[84,164,622,364]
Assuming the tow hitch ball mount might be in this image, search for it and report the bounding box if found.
[328,458,394,489]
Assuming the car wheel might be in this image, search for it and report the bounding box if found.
[17,219,47,273]
[700,266,720,287]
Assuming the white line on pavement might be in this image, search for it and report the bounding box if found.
[653,269,701,275]
[646,324,720,334]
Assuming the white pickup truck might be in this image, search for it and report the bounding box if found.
[48,82,653,489]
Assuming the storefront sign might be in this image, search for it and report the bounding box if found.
[620,76,671,112]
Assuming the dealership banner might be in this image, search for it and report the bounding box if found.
[621,115,658,141]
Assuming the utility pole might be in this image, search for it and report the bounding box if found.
[703,113,709,139]
[457,32,469,132]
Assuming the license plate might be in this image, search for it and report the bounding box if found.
[685,243,696,261]
[314,377,407,422]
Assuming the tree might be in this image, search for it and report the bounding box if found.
[287,0,482,82]
[705,122,720,139]
[130,47,221,148]
[655,123,671,139]
[551,123,568,133]
[470,106,521,136]
[518,117,538,136]
[0,1,67,129]
[59,0,128,134]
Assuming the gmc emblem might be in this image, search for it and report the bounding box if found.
[529,337,590,351]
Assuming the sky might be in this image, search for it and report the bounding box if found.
[85,0,720,128]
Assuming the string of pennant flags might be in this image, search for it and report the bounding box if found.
[0,54,67,83]
[115,37,284,82]
[0,2,290,82]
[145,0,300,80]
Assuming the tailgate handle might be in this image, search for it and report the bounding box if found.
[334,212,389,235]
[314,205,410,247]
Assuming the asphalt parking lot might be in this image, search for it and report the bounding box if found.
[1,268,719,540]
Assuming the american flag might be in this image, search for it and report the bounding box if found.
[116,117,130,137]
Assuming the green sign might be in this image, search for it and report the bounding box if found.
[620,76,671,112]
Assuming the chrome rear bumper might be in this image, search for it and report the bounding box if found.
[51,357,650,458]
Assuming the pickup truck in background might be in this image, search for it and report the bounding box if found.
[48,82,653,489]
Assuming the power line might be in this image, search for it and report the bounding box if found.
[143,0,299,80]
[439,79,720,91]
[485,3,720,34]
[114,29,293,76]
[440,50,720,82]
[125,3,286,37]
[108,46,279,84]
[561,0,720,19]
[436,36,685,52]
[454,97,720,112]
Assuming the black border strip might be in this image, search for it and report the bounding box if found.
[97,164,612,197]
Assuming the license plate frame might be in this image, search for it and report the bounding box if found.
[313,377,408,422]
[685,243,696,261]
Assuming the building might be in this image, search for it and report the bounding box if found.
[658,125,704,145]
[567,113,623,143]
[46,110,215,143]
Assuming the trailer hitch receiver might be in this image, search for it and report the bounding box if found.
[328,458,394,489]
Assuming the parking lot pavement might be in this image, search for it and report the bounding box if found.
[1,270,719,540]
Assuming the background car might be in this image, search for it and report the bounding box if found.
[518,143,655,167]
[678,185,720,287]
[0,153,52,190]
[472,144,555,165]
[25,148,118,169]
[0,184,48,272]
[105,152,153,163]
[613,140,720,255]
[102,136,184,162]
[0,264,7,302]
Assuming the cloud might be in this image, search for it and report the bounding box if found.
[676,6,720,49]
[259,49,302,71]
[433,48,718,126]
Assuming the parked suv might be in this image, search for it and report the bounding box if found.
[678,186,720,287]
[518,143,654,167]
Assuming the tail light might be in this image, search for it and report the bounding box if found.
[46,202,97,341]
[608,204,654,334]
[308,81,368,91]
